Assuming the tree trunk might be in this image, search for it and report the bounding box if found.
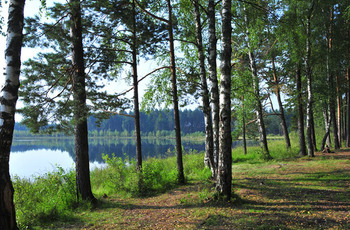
[193,0,215,177]
[321,108,331,151]
[346,27,350,147]
[0,1,25,228]
[70,0,95,202]
[345,92,348,144]
[215,0,232,200]
[327,5,340,150]
[347,67,350,147]
[311,112,317,151]
[296,64,307,156]
[167,0,185,184]
[244,7,271,159]
[242,98,247,155]
[305,1,315,157]
[208,0,219,171]
[336,75,342,147]
[272,56,291,149]
[132,0,142,170]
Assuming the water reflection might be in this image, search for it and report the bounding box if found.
[10,137,205,178]
[11,137,205,161]
[10,137,258,178]
[10,149,74,178]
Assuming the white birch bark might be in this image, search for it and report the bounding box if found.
[216,0,232,200]
[192,0,214,177]
[0,0,25,228]
[208,0,219,172]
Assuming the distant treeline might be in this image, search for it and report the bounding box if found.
[14,108,292,137]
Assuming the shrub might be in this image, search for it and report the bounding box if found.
[13,166,78,229]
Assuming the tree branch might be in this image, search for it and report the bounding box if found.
[101,109,135,118]
[86,59,133,66]
[134,0,169,24]
[175,38,198,47]
[86,47,133,54]
[116,66,172,97]
[38,12,70,37]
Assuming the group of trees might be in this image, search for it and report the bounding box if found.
[14,107,290,137]
[1,0,350,228]
[88,109,207,135]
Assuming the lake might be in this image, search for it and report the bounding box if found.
[9,137,206,178]
[10,137,258,179]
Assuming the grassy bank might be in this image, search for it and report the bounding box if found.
[13,141,350,229]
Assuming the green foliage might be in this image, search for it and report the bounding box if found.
[13,167,79,229]
[92,150,211,198]
[91,153,139,197]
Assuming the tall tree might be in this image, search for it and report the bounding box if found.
[131,0,142,170]
[20,1,109,202]
[326,4,340,150]
[271,55,291,149]
[279,0,309,156]
[208,0,220,170]
[192,0,215,176]
[135,0,185,183]
[305,0,315,157]
[243,3,271,159]
[0,0,25,228]
[70,0,96,202]
[167,0,185,184]
[215,0,232,200]
[296,63,307,156]
[88,0,168,170]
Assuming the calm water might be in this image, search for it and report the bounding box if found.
[10,137,205,178]
[10,137,258,178]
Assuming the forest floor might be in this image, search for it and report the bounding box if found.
[54,150,349,230]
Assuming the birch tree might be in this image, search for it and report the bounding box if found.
[0,0,25,228]
[190,0,215,176]
[243,3,271,159]
[215,0,232,200]
[208,0,219,170]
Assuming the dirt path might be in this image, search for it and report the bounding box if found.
[78,151,350,230]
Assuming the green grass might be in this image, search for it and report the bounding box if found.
[13,167,86,229]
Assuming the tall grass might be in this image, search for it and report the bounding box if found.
[13,167,82,229]
[91,150,212,198]
[232,138,300,163]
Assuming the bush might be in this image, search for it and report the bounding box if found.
[91,153,139,197]
[92,150,211,198]
[92,153,179,197]
[13,166,78,229]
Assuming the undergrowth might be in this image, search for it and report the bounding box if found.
[91,150,212,198]
[13,167,87,229]
[13,150,212,229]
